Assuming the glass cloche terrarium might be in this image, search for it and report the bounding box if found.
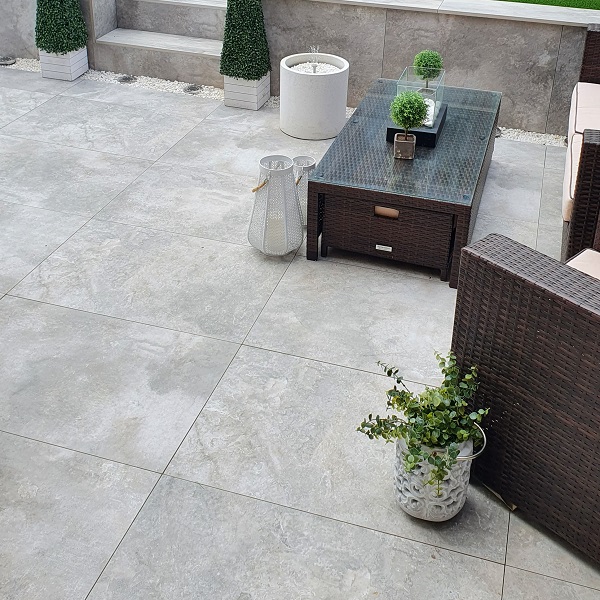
[397,66,445,128]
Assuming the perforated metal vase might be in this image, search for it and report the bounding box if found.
[248,155,304,256]
[293,155,316,226]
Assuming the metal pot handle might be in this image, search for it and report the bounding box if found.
[456,423,487,462]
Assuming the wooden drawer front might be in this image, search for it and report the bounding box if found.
[322,196,454,269]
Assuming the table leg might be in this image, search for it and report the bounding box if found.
[307,186,321,261]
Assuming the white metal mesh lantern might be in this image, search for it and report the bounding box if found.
[293,155,316,226]
[248,155,304,256]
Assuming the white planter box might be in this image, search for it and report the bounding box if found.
[224,73,270,111]
[39,48,88,81]
[280,53,349,140]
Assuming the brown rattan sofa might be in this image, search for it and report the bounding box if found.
[563,24,600,260]
[451,233,600,565]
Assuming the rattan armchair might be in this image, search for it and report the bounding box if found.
[564,24,600,259]
[451,233,600,565]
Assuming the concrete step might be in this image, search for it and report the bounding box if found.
[116,0,226,41]
[95,29,223,88]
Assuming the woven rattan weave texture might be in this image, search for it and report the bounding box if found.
[452,234,600,565]
[307,79,501,288]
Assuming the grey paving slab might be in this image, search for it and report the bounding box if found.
[503,567,600,600]
[204,104,282,131]
[0,135,151,216]
[62,79,221,121]
[545,145,567,172]
[0,86,53,127]
[0,432,158,600]
[536,224,563,261]
[0,201,87,295]
[0,296,238,471]
[0,68,78,94]
[168,345,509,563]
[471,214,538,249]
[96,163,255,244]
[493,138,547,168]
[12,220,292,343]
[87,475,505,599]
[1,95,198,160]
[538,167,564,228]
[506,514,600,590]
[159,119,333,177]
[245,257,457,384]
[478,158,543,224]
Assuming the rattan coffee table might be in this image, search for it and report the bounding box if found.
[306,79,501,288]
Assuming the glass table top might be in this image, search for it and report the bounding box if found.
[310,79,501,206]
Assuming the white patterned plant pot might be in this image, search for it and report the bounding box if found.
[39,47,88,81]
[224,73,270,111]
[395,437,473,522]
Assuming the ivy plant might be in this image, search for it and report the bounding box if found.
[413,50,443,88]
[35,0,88,55]
[390,91,428,139]
[358,352,488,494]
[220,0,271,81]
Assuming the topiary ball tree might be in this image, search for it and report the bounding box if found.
[390,91,428,140]
[413,50,443,88]
[220,0,271,81]
[35,0,88,55]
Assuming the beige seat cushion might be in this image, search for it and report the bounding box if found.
[562,82,600,222]
[566,248,600,280]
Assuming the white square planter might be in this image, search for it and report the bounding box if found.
[39,47,88,81]
[223,73,270,111]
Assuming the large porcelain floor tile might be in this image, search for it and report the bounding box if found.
[0,432,158,600]
[12,220,292,342]
[493,138,546,168]
[204,103,282,131]
[0,68,78,94]
[0,86,53,127]
[168,346,509,562]
[97,163,255,243]
[62,79,221,121]
[544,145,567,172]
[536,224,563,260]
[1,95,198,159]
[506,514,600,590]
[478,158,543,223]
[0,201,87,294]
[0,296,238,471]
[538,167,564,228]
[471,214,538,249]
[245,257,457,384]
[159,119,333,177]
[503,567,600,600]
[87,476,505,599]
[0,135,151,215]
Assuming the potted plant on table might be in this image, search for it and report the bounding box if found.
[413,50,444,98]
[390,91,428,160]
[358,352,489,522]
[220,0,271,111]
[35,0,89,81]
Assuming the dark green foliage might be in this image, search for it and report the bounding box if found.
[413,50,443,83]
[358,352,489,493]
[220,0,271,81]
[390,91,428,139]
[35,0,88,55]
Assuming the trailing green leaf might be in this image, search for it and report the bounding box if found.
[220,0,271,81]
[35,0,88,55]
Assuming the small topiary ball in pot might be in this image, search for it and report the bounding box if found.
[390,91,428,139]
[413,50,443,85]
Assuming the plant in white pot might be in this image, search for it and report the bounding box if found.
[220,0,271,111]
[280,49,349,140]
[35,0,89,81]
[390,91,428,160]
[358,352,489,522]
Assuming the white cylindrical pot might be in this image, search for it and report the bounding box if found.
[248,155,303,256]
[395,438,474,522]
[280,53,349,140]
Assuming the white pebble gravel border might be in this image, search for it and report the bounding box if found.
[2,58,565,146]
